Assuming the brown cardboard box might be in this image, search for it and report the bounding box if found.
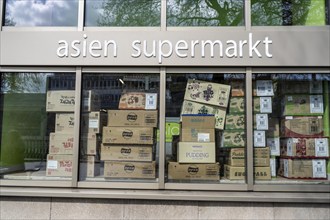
[177,142,216,163]
[49,132,74,155]
[118,92,157,110]
[86,155,100,178]
[224,165,271,180]
[181,100,226,130]
[168,162,220,181]
[81,111,107,134]
[55,113,74,133]
[108,110,158,127]
[46,154,73,177]
[229,80,245,97]
[279,158,327,179]
[254,147,270,167]
[102,127,154,145]
[181,115,215,129]
[180,128,215,142]
[100,144,153,161]
[228,97,245,113]
[103,161,156,179]
[221,130,245,148]
[46,90,75,112]
[253,97,272,113]
[226,147,270,167]
[281,116,324,138]
[184,79,231,108]
[280,138,329,157]
[225,114,245,130]
[81,133,99,155]
[282,95,324,116]
[280,81,323,94]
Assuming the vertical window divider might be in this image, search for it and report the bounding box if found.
[245,68,254,191]
[158,67,166,189]
[78,0,85,31]
[245,0,251,31]
[72,67,82,187]
[0,0,3,30]
[161,0,167,31]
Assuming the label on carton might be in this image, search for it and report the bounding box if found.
[146,93,157,109]
[198,133,210,142]
[89,119,99,128]
[312,160,326,178]
[256,80,274,96]
[315,138,329,157]
[287,139,294,156]
[260,97,272,113]
[309,81,323,94]
[267,137,280,156]
[309,95,324,114]
[284,159,289,177]
[47,160,58,169]
[254,130,266,147]
[270,158,276,177]
[256,114,268,130]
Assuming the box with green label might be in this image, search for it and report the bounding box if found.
[282,94,324,116]
[228,97,245,113]
[221,130,245,148]
[225,114,245,130]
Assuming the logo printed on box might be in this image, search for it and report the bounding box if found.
[124,164,135,173]
[188,166,199,175]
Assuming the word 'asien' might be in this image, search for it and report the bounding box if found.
[56,33,273,64]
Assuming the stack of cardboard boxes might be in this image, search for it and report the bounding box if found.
[278,81,329,179]
[101,92,158,179]
[46,90,100,177]
[168,79,231,181]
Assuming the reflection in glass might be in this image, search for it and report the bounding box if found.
[251,0,328,26]
[165,73,246,183]
[167,0,244,26]
[0,73,75,180]
[4,0,79,26]
[85,0,161,26]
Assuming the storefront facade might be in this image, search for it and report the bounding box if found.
[1,0,330,210]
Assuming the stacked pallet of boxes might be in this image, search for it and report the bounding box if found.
[168,79,231,181]
[101,92,158,179]
[45,90,101,177]
[278,81,329,179]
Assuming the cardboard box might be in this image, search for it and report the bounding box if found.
[118,92,157,110]
[229,80,245,97]
[280,138,329,157]
[86,155,100,177]
[184,79,231,108]
[254,130,266,147]
[181,115,215,129]
[103,161,156,179]
[81,133,99,155]
[49,133,74,155]
[177,142,216,163]
[279,158,327,179]
[46,154,73,177]
[55,113,74,133]
[267,137,280,156]
[168,162,220,181]
[253,97,272,113]
[102,127,154,145]
[224,165,271,180]
[253,80,274,97]
[81,111,107,134]
[180,128,215,142]
[181,100,226,130]
[221,130,245,148]
[228,97,245,113]
[108,110,158,127]
[225,114,245,130]
[226,147,270,167]
[281,116,324,138]
[282,94,324,116]
[267,118,280,137]
[46,90,100,112]
[101,145,153,161]
[254,147,270,167]
[280,81,323,94]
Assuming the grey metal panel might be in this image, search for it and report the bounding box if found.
[0,180,72,187]
[165,183,247,191]
[245,68,253,190]
[245,0,251,31]
[0,67,76,72]
[78,182,159,189]
[78,0,85,31]
[158,67,166,189]
[0,29,329,66]
[254,184,330,192]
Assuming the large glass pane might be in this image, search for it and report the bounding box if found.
[252,0,329,26]
[3,0,79,26]
[167,0,244,26]
[79,73,160,183]
[85,0,161,26]
[252,73,330,184]
[165,73,246,184]
[0,72,75,181]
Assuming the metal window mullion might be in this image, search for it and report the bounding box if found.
[0,0,3,30]
[71,67,82,187]
[161,0,167,31]
[245,68,253,191]
[245,0,251,30]
[78,0,85,31]
[158,67,166,189]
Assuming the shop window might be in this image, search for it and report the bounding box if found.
[251,0,329,26]
[252,73,330,184]
[165,73,246,184]
[0,73,76,180]
[3,0,79,27]
[167,0,244,26]
[85,0,161,27]
[79,73,160,182]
